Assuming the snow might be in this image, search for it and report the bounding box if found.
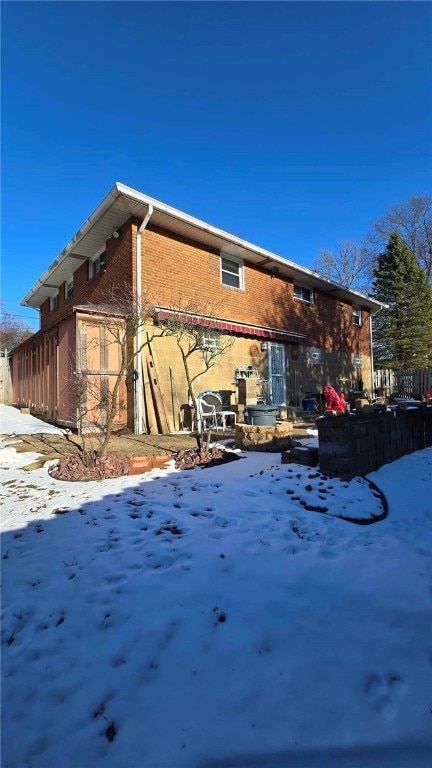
[0,404,64,435]
[1,405,432,768]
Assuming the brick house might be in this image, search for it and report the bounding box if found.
[11,183,383,432]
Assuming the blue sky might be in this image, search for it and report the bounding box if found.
[2,1,431,329]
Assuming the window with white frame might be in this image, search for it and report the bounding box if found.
[65,276,74,299]
[201,331,221,351]
[50,293,58,311]
[89,251,106,279]
[293,284,314,303]
[352,304,362,326]
[220,254,244,289]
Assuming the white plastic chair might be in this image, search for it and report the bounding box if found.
[196,391,236,431]
[196,395,218,430]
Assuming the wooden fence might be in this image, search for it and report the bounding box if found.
[394,368,432,398]
[374,368,432,398]
[0,352,12,403]
[373,368,396,394]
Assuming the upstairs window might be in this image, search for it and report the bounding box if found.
[49,293,58,311]
[293,284,314,303]
[221,254,244,289]
[352,304,362,326]
[89,251,106,279]
[65,276,74,299]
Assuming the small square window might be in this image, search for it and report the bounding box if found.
[352,305,362,326]
[65,276,74,299]
[201,332,220,351]
[294,284,314,303]
[221,254,244,289]
[89,251,106,279]
[310,347,323,363]
[50,293,58,311]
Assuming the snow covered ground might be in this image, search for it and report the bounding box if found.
[0,405,64,436]
[1,404,432,768]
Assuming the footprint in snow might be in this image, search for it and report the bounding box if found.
[144,552,191,571]
[214,516,237,529]
[190,510,214,520]
[365,673,407,720]
[104,572,127,585]
[318,547,339,560]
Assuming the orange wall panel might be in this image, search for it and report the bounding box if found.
[57,314,76,423]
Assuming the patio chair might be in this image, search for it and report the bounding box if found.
[195,394,218,431]
[196,391,236,431]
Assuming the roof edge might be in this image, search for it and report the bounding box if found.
[21,184,122,307]
[21,182,385,313]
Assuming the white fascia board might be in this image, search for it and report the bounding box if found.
[21,181,385,313]
[115,184,384,313]
[21,185,121,307]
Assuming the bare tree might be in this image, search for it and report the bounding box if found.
[0,300,33,351]
[313,241,373,292]
[368,195,432,280]
[154,298,235,448]
[73,282,161,457]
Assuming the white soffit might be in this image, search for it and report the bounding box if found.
[21,183,383,313]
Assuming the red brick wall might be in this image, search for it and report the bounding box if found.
[38,216,371,356]
[141,225,371,356]
[40,221,134,332]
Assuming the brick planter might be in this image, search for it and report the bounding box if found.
[128,455,172,475]
[235,422,293,452]
[151,455,172,469]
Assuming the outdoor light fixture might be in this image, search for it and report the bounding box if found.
[112,230,120,239]
[261,341,269,351]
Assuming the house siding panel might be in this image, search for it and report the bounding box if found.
[57,314,76,424]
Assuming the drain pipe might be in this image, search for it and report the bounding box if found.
[369,307,383,396]
[369,314,375,395]
[135,204,153,434]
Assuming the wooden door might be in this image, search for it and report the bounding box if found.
[78,318,127,428]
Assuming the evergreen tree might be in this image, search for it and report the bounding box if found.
[372,233,432,369]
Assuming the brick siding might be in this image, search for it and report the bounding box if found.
[40,221,133,333]
[141,224,371,355]
[38,217,371,356]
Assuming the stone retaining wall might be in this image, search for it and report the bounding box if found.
[317,405,432,478]
[235,422,293,451]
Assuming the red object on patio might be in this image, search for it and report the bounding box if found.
[323,386,346,412]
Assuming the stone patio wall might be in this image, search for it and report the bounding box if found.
[317,405,432,478]
[235,422,293,452]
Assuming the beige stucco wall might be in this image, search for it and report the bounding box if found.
[150,333,265,406]
[287,344,371,403]
[147,330,371,419]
